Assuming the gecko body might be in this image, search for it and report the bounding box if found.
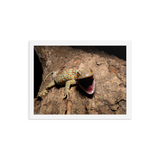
[38,68,95,99]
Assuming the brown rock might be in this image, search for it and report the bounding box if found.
[34,46,126,114]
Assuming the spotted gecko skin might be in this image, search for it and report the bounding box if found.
[38,68,94,99]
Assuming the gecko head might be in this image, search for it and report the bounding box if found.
[77,68,95,95]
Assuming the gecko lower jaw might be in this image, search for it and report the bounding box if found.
[77,76,95,94]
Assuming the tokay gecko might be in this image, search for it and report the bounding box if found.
[38,68,95,99]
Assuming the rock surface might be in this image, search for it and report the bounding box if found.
[34,46,126,114]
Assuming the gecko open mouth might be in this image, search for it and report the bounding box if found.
[77,75,95,94]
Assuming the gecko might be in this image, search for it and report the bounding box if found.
[38,68,95,99]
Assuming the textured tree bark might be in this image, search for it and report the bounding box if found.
[34,46,126,115]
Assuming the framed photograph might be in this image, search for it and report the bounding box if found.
[26,38,134,122]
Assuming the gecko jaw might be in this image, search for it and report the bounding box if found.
[77,75,95,94]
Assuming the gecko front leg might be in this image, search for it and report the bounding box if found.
[62,79,77,99]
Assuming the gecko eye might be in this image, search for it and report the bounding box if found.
[77,71,81,77]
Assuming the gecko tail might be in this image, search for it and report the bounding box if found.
[44,71,57,82]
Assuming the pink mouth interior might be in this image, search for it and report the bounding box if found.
[78,76,95,94]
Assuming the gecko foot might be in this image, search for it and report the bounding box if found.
[61,92,70,99]
[61,93,68,99]
[61,89,73,99]
[38,89,48,97]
